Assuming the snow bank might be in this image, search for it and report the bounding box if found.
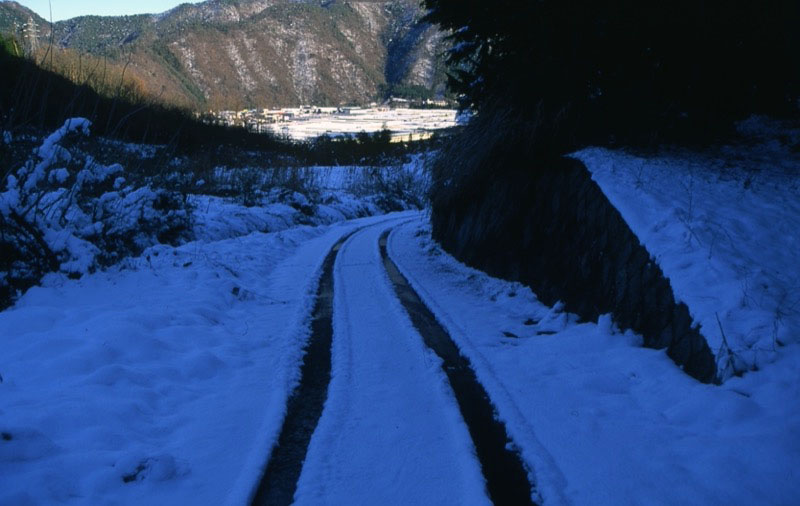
[308,152,432,192]
[189,154,430,244]
[189,191,381,243]
[389,218,800,505]
[573,138,800,379]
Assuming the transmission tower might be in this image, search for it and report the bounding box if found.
[22,16,40,55]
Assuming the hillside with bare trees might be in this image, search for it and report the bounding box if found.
[0,0,449,110]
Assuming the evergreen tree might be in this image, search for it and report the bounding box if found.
[423,0,799,148]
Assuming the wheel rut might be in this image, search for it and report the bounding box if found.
[253,221,536,505]
[251,231,353,506]
[380,230,538,506]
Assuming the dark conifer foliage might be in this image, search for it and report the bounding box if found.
[423,0,799,150]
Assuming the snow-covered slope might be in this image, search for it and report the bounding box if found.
[388,218,800,505]
[573,124,800,380]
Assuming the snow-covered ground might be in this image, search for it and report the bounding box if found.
[189,191,384,242]
[573,126,800,379]
[302,152,432,192]
[294,219,489,505]
[0,116,428,311]
[0,212,413,505]
[205,152,431,196]
[265,108,457,141]
[2,118,798,504]
[389,218,800,505]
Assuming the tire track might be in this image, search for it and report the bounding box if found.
[251,231,353,506]
[290,219,489,504]
[379,230,537,506]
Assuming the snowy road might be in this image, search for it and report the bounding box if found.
[253,217,539,505]
[291,220,492,505]
[2,211,798,506]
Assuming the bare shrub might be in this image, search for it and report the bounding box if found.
[348,164,426,211]
[0,118,191,309]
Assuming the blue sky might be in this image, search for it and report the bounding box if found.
[13,1,204,22]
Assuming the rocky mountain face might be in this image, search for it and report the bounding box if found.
[0,0,449,109]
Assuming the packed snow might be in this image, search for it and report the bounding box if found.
[294,220,489,505]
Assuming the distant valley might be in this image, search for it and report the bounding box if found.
[0,0,450,110]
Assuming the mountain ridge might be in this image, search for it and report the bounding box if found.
[0,0,449,109]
